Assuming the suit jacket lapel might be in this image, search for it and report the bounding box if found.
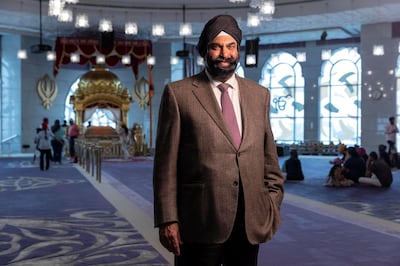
[191,72,237,148]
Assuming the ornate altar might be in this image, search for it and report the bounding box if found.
[70,65,132,127]
[70,65,135,158]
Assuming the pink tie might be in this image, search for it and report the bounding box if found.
[218,83,241,149]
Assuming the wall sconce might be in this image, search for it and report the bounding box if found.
[58,9,73,22]
[373,45,384,56]
[245,38,259,67]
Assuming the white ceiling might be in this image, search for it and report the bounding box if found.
[0,0,400,45]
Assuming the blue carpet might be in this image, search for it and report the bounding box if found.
[0,158,169,265]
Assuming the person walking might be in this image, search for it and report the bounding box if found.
[51,119,65,164]
[68,119,79,163]
[35,122,53,170]
[153,14,284,266]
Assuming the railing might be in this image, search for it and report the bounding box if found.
[1,134,19,156]
[76,139,103,182]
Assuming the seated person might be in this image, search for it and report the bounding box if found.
[325,158,354,187]
[359,151,393,187]
[341,146,366,183]
[281,149,304,181]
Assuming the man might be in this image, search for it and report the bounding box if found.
[384,116,399,167]
[153,14,284,266]
[384,116,398,153]
[68,119,79,163]
[359,151,393,187]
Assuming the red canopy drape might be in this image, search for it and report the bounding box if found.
[53,37,152,79]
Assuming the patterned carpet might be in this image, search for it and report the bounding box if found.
[0,158,169,266]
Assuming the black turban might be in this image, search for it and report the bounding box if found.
[197,14,242,58]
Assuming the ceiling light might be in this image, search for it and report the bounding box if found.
[58,9,73,22]
[249,0,264,9]
[147,55,156,65]
[247,13,260,27]
[122,55,131,64]
[152,24,165,36]
[179,23,192,36]
[70,52,80,63]
[260,0,275,15]
[96,54,105,64]
[46,51,56,61]
[75,14,89,28]
[48,0,64,17]
[99,19,113,32]
[125,22,138,35]
[170,56,179,65]
[65,0,79,3]
[17,49,27,59]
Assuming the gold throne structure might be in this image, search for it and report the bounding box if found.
[70,65,134,158]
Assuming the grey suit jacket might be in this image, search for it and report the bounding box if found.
[153,71,284,245]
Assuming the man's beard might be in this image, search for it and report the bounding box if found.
[205,55,239,81]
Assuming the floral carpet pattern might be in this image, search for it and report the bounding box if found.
[0,158,169,266]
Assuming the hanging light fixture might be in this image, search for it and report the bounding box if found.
[99,19,113,32]
[46,51,56,61]
[70,52,80,63]
[75,14,89,28]
[247,13,261,27]
[96,54,105,64]
[152,24,165,36]
[147,55,156,65]
[122,55,131,64]
[17,49,27,59]
[58,9,73,22]
[170,56,179,65]
[125,22,138,35]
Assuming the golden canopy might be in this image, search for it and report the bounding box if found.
[71,65,132,126]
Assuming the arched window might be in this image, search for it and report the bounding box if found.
[319,47,361,144]
[260,52,305,144]
[64,79,116,128]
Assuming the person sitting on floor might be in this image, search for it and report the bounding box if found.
[325,157,354,187]
[341,146,366,183]
[282,149,304,181]
[359,151,393,187]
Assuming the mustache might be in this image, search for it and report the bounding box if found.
[214,57,236,64]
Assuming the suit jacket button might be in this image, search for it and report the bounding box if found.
[233,181,239,186]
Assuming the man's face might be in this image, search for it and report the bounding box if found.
[205,34,239,82]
